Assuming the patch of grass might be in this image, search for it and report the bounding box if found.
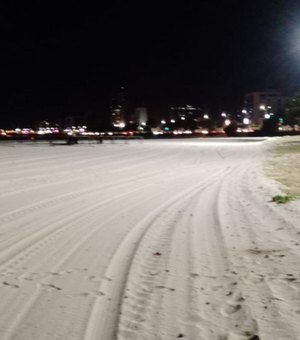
[276,144,300,154]
[265,137,300,196]
[271,194,298,204]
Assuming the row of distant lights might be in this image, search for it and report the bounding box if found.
[2,110,257,137]
[64,126,87,135]
[161,114,210,125]
[153,130,193,136]
[1,126,101,136]
[111,110,253,130]
[161,112,250,127]
[113,122,147,129]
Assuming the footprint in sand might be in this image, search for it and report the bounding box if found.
[221,304,242,316]
[189,273,199,278]
[2,281,20,289]
[79,291,105,297]
[37,282,62,291]
[221,290,244,316]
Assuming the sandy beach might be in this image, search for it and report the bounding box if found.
[0,137,299,340]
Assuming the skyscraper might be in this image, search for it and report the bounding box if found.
[110,87,126,128]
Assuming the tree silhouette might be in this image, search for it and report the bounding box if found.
[286,92,300,126]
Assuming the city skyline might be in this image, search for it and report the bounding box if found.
[1,0,300,127]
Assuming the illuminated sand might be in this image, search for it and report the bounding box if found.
[0,138,299,340]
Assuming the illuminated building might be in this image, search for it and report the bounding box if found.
[134,107,148,125]
[244,91,289,126]
[110,87,126,128]
[169,105,203,123]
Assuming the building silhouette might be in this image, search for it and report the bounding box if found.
[110,87,126,128]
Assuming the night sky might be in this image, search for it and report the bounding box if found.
[1,0,300,127]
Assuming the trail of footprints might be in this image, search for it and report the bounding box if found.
[0,269,114,298]
[4,258,297,339]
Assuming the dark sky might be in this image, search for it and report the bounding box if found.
[1,0,300,126]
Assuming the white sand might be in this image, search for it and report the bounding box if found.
[0,138,299,340]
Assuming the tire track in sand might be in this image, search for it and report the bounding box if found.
[116,165,233,340]
[116,162,260,340]
[0,168,168,270]
[83,168,229,340]
[0,179,169,340]
[0,161,217,340]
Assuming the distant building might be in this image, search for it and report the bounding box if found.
[110,87,126,128]
[134,107,148,125]
[244,91,289,126]
[169,105,203,123]
[65,115,74,128]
